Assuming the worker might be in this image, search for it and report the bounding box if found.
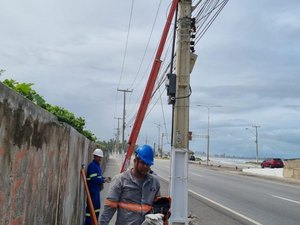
[85,148,111,225]
[100,144,161,225]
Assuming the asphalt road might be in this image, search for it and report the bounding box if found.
[152,159,300,225]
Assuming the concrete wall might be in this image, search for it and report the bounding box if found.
[242,168,284,178]
[283,159,300,180]
[0,83,107,225]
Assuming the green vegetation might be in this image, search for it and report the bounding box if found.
[96,139,114,153]
[2,78,97,141]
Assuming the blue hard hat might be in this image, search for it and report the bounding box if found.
[135,144,154,166]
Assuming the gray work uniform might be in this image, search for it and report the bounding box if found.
[100,169,160,225]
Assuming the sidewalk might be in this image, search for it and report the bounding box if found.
[100,157,121,224]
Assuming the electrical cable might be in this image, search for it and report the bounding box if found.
[176,85,192,99]
[195,0,218,35]
[115,0,229,145]
[117,0,135,89]
[170,4,178,147]
[159,87,170,145]
[126,31,174,124]
[114,0,135,122]
[145,86,167,119]
[194,0,228,45]
[126,53,172,128]
[129,0,163,90]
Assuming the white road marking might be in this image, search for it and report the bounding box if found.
[191,172,203,177]
[157,174,263,225]
[189,190,263,225]
[271,195,300,205]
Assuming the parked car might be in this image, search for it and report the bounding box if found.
[189,155,195,161]
[261,158,284,168]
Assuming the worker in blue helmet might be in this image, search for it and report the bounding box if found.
[100,144,161,225]
[135,144,154,174]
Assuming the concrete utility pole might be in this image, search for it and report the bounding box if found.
[197,105,221,166]
[161,133,166,157]
[117,89,133,159]
[253,125,260,164]
[246,125,260,164]
[114,117,122,157]
[170,0,192,224]
[154,123,161,157]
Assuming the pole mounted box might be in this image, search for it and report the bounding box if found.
[166,73,176,96]
[166,73,176,105]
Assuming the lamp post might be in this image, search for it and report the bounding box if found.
[161,133,165,158]
[154,123,161,157]
[197,105,221,166]
[245,125,260,164]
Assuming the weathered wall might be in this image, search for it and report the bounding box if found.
[283,159,300,180]
[0,83,107,225]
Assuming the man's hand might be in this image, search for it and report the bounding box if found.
[104,177,111,183]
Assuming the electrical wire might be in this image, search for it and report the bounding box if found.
[126,0,165,124]
[117,0,135,89]
[195,3,227,44]
[123,0,229,143]
[126,56,171,128]
[193,0,229,45]
[125,30,174,124]
[159,87,170,144]
[129,0,163,90]
[194,0,218,34]
[113,0,135,123]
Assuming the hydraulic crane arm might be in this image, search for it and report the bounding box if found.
[121,0,179,172]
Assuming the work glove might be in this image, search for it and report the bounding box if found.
[141,213,164,225]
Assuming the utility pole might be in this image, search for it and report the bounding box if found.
[154,123,161,157]
[161,133,166,157]
[114,117,122,158]
[246,125,260,164]
[253,125,260,164]
[117,88,133,159]
[170,0,193,224]
[197,105,221,166]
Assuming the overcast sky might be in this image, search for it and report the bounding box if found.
[1,0,299,159]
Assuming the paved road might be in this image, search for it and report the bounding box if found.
[153,159,300,225]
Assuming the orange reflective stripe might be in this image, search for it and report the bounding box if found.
[154,197,160,202]
[118,202,152,213]
[105,199,118,208]
[141,204,152,212]
[105,199,152,212]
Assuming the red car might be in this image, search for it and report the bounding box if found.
[261,158,284,168]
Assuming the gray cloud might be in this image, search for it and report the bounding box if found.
[1,0,299,159]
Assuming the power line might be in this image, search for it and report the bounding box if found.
[193,0,229,45]
[125,30,174,123]
[114,0,135,121]
[117,0,135,89]
[129,0,164,90]
[125,0,229,145]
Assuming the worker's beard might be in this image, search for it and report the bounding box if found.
[138,167,149,176]
[134,162,149,178]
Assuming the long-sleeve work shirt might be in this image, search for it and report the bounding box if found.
[100,169,160,225]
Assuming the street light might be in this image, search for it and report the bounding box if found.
[245,125,260,164]
[161,133,167,157]
[154,123,161,157]
[197,104,221,166]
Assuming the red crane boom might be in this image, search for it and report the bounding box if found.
[121,0,179,172]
